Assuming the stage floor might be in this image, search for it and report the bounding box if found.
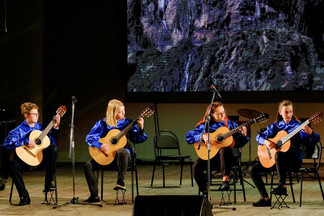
[0,163,324,215]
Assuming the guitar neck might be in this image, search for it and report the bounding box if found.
[114,117,140,141]
[222,119,254,139]
[37,118,56,141]
[279,119,310,146]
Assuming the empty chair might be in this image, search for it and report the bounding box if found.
[151,130,193,188]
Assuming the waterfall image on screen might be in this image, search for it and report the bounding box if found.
[127,0,323,92]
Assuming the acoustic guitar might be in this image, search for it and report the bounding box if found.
[194,113,269,160]
[89,106,154,166]
[16,105,67,166]
[258,112,323,168]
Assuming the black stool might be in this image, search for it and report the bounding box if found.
[114,187,126,205]
[42,177,58,205]
[270,191,289,209]
[219,190,232,206]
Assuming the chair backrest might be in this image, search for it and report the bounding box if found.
[153,130,181,157]
[231,147,242,167]
[301,141,322,170]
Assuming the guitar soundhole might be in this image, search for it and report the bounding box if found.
[111,138,118,144]
[35,139,41,145]
[217,135,224,142]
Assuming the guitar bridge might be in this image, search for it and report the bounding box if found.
[23,146,36,158]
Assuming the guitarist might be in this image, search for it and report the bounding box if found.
[83,99,147,203]
[185,101,249,196]
[250,100,320,207]
[3,102,61,206]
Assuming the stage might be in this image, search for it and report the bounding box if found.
[0,163,324,216]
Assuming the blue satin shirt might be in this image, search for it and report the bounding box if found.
[256,119,320,161]
[85,118,147,153]
[4,120,58,150]
[185,120,249,148]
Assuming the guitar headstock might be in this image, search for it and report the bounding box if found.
[56,105,67,117]
[140,106,155,118]
[254,113,269,123]
[309,112,323,124]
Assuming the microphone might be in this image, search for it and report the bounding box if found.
[72,96,77,103]
[210,85,222,99]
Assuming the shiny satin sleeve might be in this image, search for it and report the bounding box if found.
[230,121,250,148]
[185,123,204,144]
[300,130,320,148]
[85,120,106,149]
[256,124,272,145]
[126,123,148,144]
[48,128,59,145]
[3,127,29,149]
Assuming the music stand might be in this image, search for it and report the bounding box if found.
[53,96,102,209]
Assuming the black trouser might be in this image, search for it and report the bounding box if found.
[84,148,132,198]
[0,145,10,179]
[193,147,234,192]
[249,150,301,199]
[9,145,58,197]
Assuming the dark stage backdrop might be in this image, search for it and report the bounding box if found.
[127,0,324,102]
[42,0,130,162]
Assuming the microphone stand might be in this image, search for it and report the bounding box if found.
[197,90,217,208]
[54,96,102,209]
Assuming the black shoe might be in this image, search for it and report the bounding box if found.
[270,185,287,195]
[43,182,56,193]
[219,181,230,191]
[18,196,31,206]
[252,198,271,207]
[114,180,126,190]
[84,196,100,203]
[0,178,8,191]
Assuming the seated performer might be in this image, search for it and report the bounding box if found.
[4,102,60,206]
[84,99,147,203]
[185,101,249,195]
[249,100,320,207]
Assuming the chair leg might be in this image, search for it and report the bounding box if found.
[239,169,246,202]
[300,171,304,207]
[135,169,139,196]
[190,160,194,187]
[131,170,134,203]
[54,174,58,204]
[9,180,14,204]
[151,160,157,186]
[101,169,104,200]
[233,172,237,204]
[180,159,184,185]
[270,172,274,201]
[316,171,324,201]
[162,161,165,188]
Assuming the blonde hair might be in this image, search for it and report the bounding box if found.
[276,99,299,122]
[20,102,39,117]
[105,99,124,126]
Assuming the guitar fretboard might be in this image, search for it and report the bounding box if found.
[35,117,57,143]
[221,119,255,139]
[277,119,310,147]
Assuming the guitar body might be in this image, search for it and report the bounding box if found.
[258,130,291,168]
[194,127,234,160]
[16,130,51,166]
[89,129,127,165]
